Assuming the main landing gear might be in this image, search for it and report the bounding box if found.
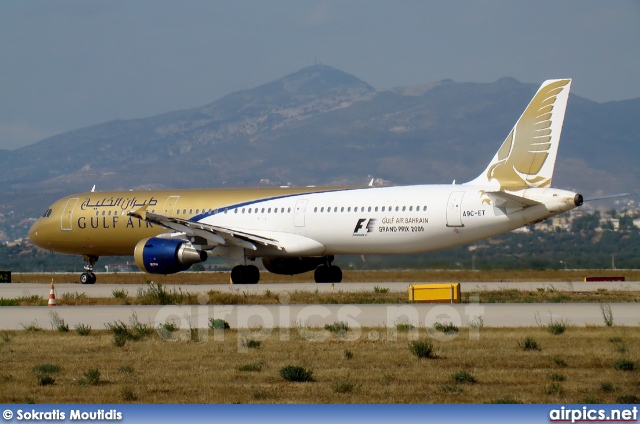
[230,265,260,284]
[313,258,342,283]
[80,255,98,284]
[229,257,343,284]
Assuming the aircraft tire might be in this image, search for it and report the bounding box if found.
[314,265,342,283]
[80,272,95,284]
[246,265,260,284]
[329,265,342,283]
[231,265,260,284]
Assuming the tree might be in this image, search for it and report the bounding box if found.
[571,212,600,232]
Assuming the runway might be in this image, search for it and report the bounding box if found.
[2,280,640,298]
[2,281,638,330]
[1,303,638,330]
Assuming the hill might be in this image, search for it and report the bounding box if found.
[1,65,639,240]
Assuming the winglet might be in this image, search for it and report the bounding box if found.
[128,204,148,221]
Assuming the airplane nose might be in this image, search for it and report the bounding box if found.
[29,219,45,248]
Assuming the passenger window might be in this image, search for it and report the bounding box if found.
[360,207,364,212]
[274,208,278,213]
[321,207,324,212]
[402,206,406,211]
[341,207,344,212]
[268,208,271,213]
[348,207,351,212]
[375,206,378,212]
[314,207,317,212]
[189,209,193,214]
[327,207,331,213]
[288,208,291,213]
[409,206,413,211]
[395,206,399,212]
[382,206,385,212]
[242,208,245,214]
[196,209,199,214]
[248,209,252,214]
[281,208,284,213]
[423,206,427,211]
[102,211,105,216]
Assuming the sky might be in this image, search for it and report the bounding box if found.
[1,1,639,151]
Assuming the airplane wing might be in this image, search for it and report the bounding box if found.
[127,205,282,251]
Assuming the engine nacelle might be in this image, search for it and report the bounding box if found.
[262,257,327,275]
[134,237,207,275]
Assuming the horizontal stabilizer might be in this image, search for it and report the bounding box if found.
[484,191,541,209]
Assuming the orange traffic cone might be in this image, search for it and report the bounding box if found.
[48,279,56,306]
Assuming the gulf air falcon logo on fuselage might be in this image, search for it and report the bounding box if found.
[353,218,376,236]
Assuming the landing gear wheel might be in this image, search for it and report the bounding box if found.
[314,265,342,283]
[230,265,260,284]
[246,265,260,284]
[80,255,99,284]
[80,272,96,284]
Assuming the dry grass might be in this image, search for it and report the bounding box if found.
[12,269,640,285]
[7,288,640,306]
[0,326,638,404]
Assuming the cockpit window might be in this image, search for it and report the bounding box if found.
[42,209,53,218]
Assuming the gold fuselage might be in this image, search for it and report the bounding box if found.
[29,186,330,257]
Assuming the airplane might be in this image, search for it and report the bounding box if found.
[29,79,583,284]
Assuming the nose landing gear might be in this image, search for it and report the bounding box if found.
[80,255,98,284]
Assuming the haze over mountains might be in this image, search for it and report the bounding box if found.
[2,65,639,240]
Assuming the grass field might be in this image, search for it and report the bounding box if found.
[1,325,638,404]
[10,269,640,285]
[5,286,640,306]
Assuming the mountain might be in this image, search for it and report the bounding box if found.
[1,65,639,240]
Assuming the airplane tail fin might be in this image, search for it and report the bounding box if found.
[465,79,572,190]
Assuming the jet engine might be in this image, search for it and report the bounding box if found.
[262,257,327,275]
[134,237,206,275]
